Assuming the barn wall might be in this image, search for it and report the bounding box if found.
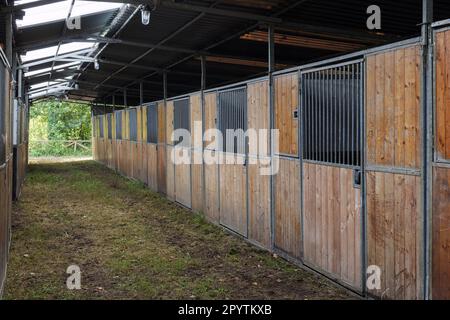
[365,44,423,299]
[91,35,449,300]
[432,28,450,300]
[0,62,13,295]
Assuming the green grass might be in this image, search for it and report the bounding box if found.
[4,161,353,300]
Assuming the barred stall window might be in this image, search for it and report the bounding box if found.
[129,108,137,141]
[115,111,122,140]
[107,114,112,140]
[302,61,363,167]
[146,103,158,144]
[0,61,5,164]
[217,87,247,154]
[99,116,104,138]
[173,98,190,146]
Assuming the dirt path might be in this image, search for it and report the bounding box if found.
[4,161,353,300]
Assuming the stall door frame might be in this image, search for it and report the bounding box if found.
[173,97,192,209]
[216,86,249,238]
[299,59,366,293]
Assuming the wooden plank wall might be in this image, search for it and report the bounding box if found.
[174,146,192,208]
[303,163,362,290]
[435,30,450,161]
[433,28,450,300]
[366,44,423,299]
[274,73,298,156]
[366,46,421,169]
[190,94,203,212]
[247,80,271,248]
[0,68,13,294]
[219,153,247,237]
[432,166,450,299]
[274,158,301,259]
[146,144,158,191]
[273,71,301,258]
[204,93,219,222]
[166,145,175,200]
[0,162,12,294]
[366,171,421,299]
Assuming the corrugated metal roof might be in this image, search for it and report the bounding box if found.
[11,0,450,105]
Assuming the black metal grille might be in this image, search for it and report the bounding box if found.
[99,116,104,138]
[107,114,112,140]
[217,87,247,154]
[146,103,158,144]
[115,111,122,140]
[302,61,363,167]
[129,108,137,141]
[173,98,190,146]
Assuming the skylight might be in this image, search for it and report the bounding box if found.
[16,0,122,29]
[21,42,95,63]
[25,61,81,78]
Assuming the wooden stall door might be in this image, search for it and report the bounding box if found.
[174,146,191,208]
[303,163,362,290]
[366,44,423,300]
[433,29,450,299]
[301,60,364,291]
[146,144,158,192]
[219,153,247,237]
[173,98,191,208]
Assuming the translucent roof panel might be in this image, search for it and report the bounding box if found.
[17,0,122,29]
[21,42,95,62]
[25,62,81,77]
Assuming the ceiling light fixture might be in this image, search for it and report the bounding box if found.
[141,5,152,25]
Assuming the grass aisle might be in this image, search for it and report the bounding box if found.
[4,161,352,300]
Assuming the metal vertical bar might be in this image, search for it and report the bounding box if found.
[123,88,127,108]
[351,64,355,166]
[335,67,338,164]
[313,71,317,161]
[326,69,330,164]
[347,64,351,165]
[422,0,434,301]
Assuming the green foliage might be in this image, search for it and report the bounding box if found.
[29,100,92,157]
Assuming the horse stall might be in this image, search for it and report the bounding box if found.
[0,52,13,294]
[91,29,450,299]
[300,59,364,292]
